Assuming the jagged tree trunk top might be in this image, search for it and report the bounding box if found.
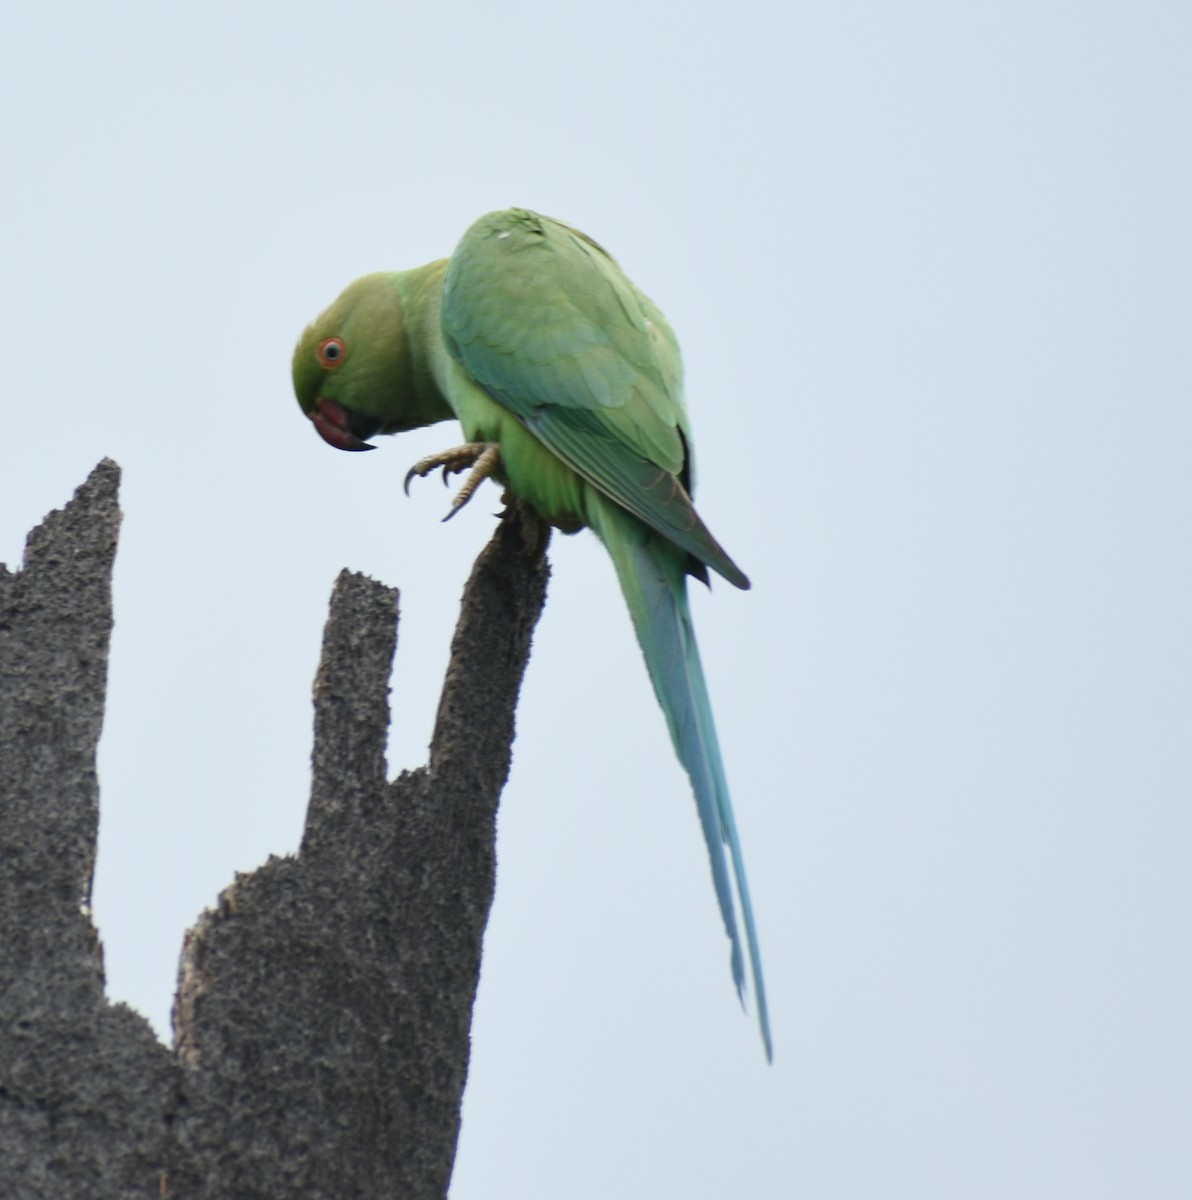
[0,461,549,1200]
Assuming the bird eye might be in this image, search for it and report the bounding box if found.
[318,337,346,367]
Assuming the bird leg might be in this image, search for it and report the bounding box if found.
[403,442,503,522]
[496,491,554,560]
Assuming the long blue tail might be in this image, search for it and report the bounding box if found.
[590,499,772,1060]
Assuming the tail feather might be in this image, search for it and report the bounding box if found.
[590,498,772,1060]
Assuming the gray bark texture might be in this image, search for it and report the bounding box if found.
[0,460,550,1199]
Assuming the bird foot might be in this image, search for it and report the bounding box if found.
[496,491,554,560]
[403,442,503,522]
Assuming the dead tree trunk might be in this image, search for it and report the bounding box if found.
[0,460,550,1199]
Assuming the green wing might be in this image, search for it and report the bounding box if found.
[440,208,749,589]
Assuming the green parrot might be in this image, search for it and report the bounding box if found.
[292,209,771,1059]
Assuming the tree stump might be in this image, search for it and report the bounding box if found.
[0,461,550,1199]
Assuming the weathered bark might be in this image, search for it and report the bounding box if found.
[0,461,550,1199]
[0,461,174,1199]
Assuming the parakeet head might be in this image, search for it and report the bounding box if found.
[292,272,418,451]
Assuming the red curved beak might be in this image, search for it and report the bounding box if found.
[310,397,378,452]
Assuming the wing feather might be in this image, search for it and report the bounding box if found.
[441,209,748,589]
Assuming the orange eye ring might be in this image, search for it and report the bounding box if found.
[317,337,346,368]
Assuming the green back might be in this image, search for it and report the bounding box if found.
[440,209,748,589]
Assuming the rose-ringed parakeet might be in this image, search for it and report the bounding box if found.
[292,209,771,1059]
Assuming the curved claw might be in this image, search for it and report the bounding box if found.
[403,443,503,517]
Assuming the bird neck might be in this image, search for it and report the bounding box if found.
[389,260,456,430]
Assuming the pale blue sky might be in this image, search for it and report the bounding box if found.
[2,2,1189,1196]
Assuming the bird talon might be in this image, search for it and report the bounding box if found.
[403,442,503,517]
